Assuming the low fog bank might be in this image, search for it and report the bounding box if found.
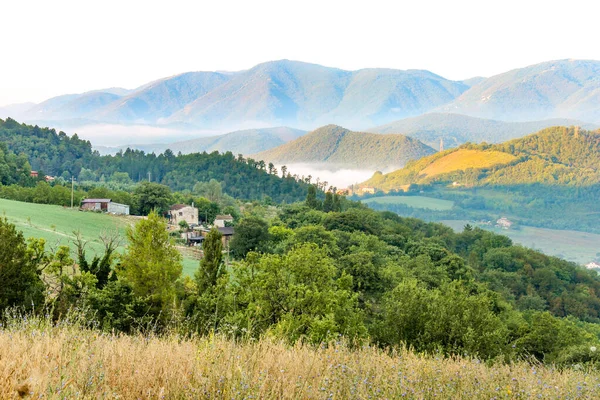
[284,163,378,189]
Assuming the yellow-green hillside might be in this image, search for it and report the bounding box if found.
[362,126,600,191]
[253,124,436,170]
[420,149,516,177]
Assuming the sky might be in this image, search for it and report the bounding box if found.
[1,0,599,106]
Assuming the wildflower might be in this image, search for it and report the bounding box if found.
[591,346,597,352]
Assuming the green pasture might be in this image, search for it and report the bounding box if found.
[362,195,455,211]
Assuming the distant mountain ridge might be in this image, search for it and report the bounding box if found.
[369,113,598,149]
[95,127,306,156]
[362,126,600,191]
[439,59,600,122]
[4,58,600,145]
[5,60,469,131]
[253,124,436,171]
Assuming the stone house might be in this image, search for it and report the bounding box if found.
[169,204,199,227]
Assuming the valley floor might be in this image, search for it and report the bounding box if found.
[442,220,600,266]
[2,318,600,399]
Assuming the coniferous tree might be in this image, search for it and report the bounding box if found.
[305,185,320,209]
[196,227,223,292]
[323,192,334,212]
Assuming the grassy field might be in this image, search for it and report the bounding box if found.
[442,219,600,265]
[0,198,199,276]
[362,195,455,210]
[2,316,600,399]
[421,149,516,177]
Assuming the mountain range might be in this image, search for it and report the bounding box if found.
[369,113,598,149]
[361,126,600,191]
[253,125,436,171]
[2,58,600,146]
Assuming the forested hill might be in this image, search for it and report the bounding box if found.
[0,118,313,203]
[0,117,94,176]
[253,124,436,170]
[363,126,600,191]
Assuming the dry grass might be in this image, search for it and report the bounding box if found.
[2,318,600,399]
[421,149,516,177]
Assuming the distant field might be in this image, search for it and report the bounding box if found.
[362,195,454,210]
[0,198,199,276]
[421,149,516,177]
[442,219,600,265]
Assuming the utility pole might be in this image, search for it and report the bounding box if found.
[71,176,74,209]
[147,171,151,182]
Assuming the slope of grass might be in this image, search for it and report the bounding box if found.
[420,149,516,177]
[2,316,600,399]
[0,198,198,276]
[362,195,454,210]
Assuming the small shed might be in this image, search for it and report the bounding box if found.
[218,226,234,247]
[81,199,130,215]
[81,198,112,212]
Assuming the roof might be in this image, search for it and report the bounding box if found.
[215,214,234,220]
[82,198,112,203]
[218,227,235,236]
[170,204,195,211]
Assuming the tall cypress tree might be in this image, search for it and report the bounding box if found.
[196,227,223,292]
[305,185,320,209]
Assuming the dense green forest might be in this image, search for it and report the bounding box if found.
[4,190,600,366]
[0,118,314,204]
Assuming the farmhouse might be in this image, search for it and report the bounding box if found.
[81,198,130,215]
[169,204,199,227]
[214,214,234,228]
[496,217,513,229]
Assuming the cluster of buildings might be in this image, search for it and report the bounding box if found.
[168,204,234,248]
[78,199,235,249]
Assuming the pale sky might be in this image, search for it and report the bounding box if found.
[1,0,598,106]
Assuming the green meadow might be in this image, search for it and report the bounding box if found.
[362,195,455,210]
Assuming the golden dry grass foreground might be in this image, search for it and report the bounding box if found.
[2,320,600,399]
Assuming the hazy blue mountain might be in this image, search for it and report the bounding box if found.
[97,71,232,123]
[253,124,436,170]
[25,92,121,120]
[440,59,600,122]
[369,113,598,149]
[95,126,306,156]
[12,59,600,143]
[168,60,468,129]
[461,77,486,87]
